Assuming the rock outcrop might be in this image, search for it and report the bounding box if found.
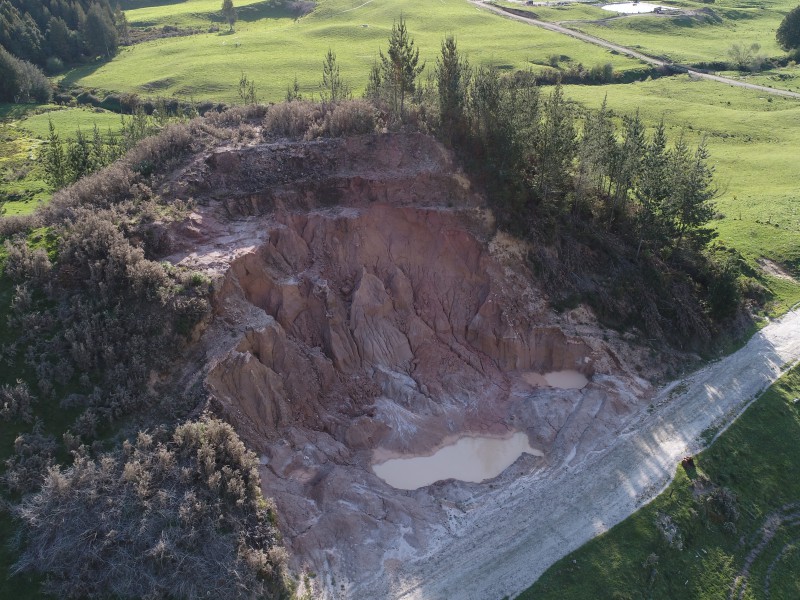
[166,132,653,598]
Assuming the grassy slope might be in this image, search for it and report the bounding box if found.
[564,76,800,311]
[124,0,278,27]
[569,0,794,65]
[521,364,800,600]
[67,0,646,102]
[0,106,124,216]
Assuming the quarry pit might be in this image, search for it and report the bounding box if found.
[165,132,655,598]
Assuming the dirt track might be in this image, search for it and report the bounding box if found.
[353,307,800,599]
[471,0,800,100]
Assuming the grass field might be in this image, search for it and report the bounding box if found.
[122,0,297,28]
[567,0,795,65]
[522,363,800,600]
[66,0,647,102]
[0,106,124,216]
[563,76,800,311]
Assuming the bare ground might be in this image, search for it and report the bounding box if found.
[349,307,800,599]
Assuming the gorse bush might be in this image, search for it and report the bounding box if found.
[13,416,290,600]
[263,99,377,139]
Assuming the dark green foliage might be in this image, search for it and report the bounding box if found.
[435,35,470,144]
[83,3,118,58]
[0,46,51,103]
[42,110,162,191]
[379,17,425,119]
[320,48,349,104]
[13,416,289,599]
[442,62,728,342]
[0,0,121,66]
[776,5,800,51]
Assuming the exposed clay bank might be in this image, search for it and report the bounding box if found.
[373,432,544,490]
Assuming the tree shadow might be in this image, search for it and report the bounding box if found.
[59,60,110,91]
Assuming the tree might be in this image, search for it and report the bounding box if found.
[534,84,576,209]
[666,136,716,248]
[114,4,130,46]
[44,119,68,189]
[222,0,237,32]
[379,17,425,118]
[777,5,800,51]
[84,3,118,57]
[320,48,349,103]
[435,35,470,143]
[634,120,670,257]
[237,72,257,104]
[727,42,764,71]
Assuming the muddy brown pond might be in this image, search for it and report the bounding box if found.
[373,370,589,489]
[372,432,544,490]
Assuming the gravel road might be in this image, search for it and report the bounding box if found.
[355,307,800,599]
[472,0,800,100]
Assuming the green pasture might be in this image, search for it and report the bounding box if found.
[67,0,646,102]
[122,0,295,28]
[522,363,800,600]
[570,0,793,66]
[0,106,124,215]
[719,63,800,93]
[564,76,800,309]
[492,0,615,22]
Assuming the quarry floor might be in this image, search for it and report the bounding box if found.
[355,307,800,600]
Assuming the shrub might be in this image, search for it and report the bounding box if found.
[45,56,64,74]
[327,100,377,137]
[13,416,289,600]
[0,380,36,423]
[3,428,55,494]
[0,46,52,103]
[263,100,324,138]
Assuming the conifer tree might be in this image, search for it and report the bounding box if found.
[320,49,349,103]
[379,17,425,118]
[435,35,470,143]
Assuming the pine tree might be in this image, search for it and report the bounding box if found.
[43,118,67,189]
[667,136,716,248]
[634,120,670,257]
[84,3,118,58]
[435,35,470,143]
[379,17,425,119]
[535,84,576,209]
[320,49,349,104]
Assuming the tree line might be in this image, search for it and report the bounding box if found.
[287,21,738,339]
[0,0,124,102]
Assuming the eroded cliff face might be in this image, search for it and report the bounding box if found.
[166,132,652,597]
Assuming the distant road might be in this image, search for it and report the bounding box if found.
[471,0,800,100]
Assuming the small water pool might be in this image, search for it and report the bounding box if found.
[522,369,589,389]
[372,432,543,490]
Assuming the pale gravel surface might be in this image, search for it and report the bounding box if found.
[351,307,800,599]
[472,0,800,100]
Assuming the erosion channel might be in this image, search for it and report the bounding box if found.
[166,132,658,598]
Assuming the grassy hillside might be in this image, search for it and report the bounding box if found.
[122,0,285,27]
[564,76,800,312]
[64,0,646,102]
[0,106,124,216]
[521,363,800,600]
[568,0,795,66]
